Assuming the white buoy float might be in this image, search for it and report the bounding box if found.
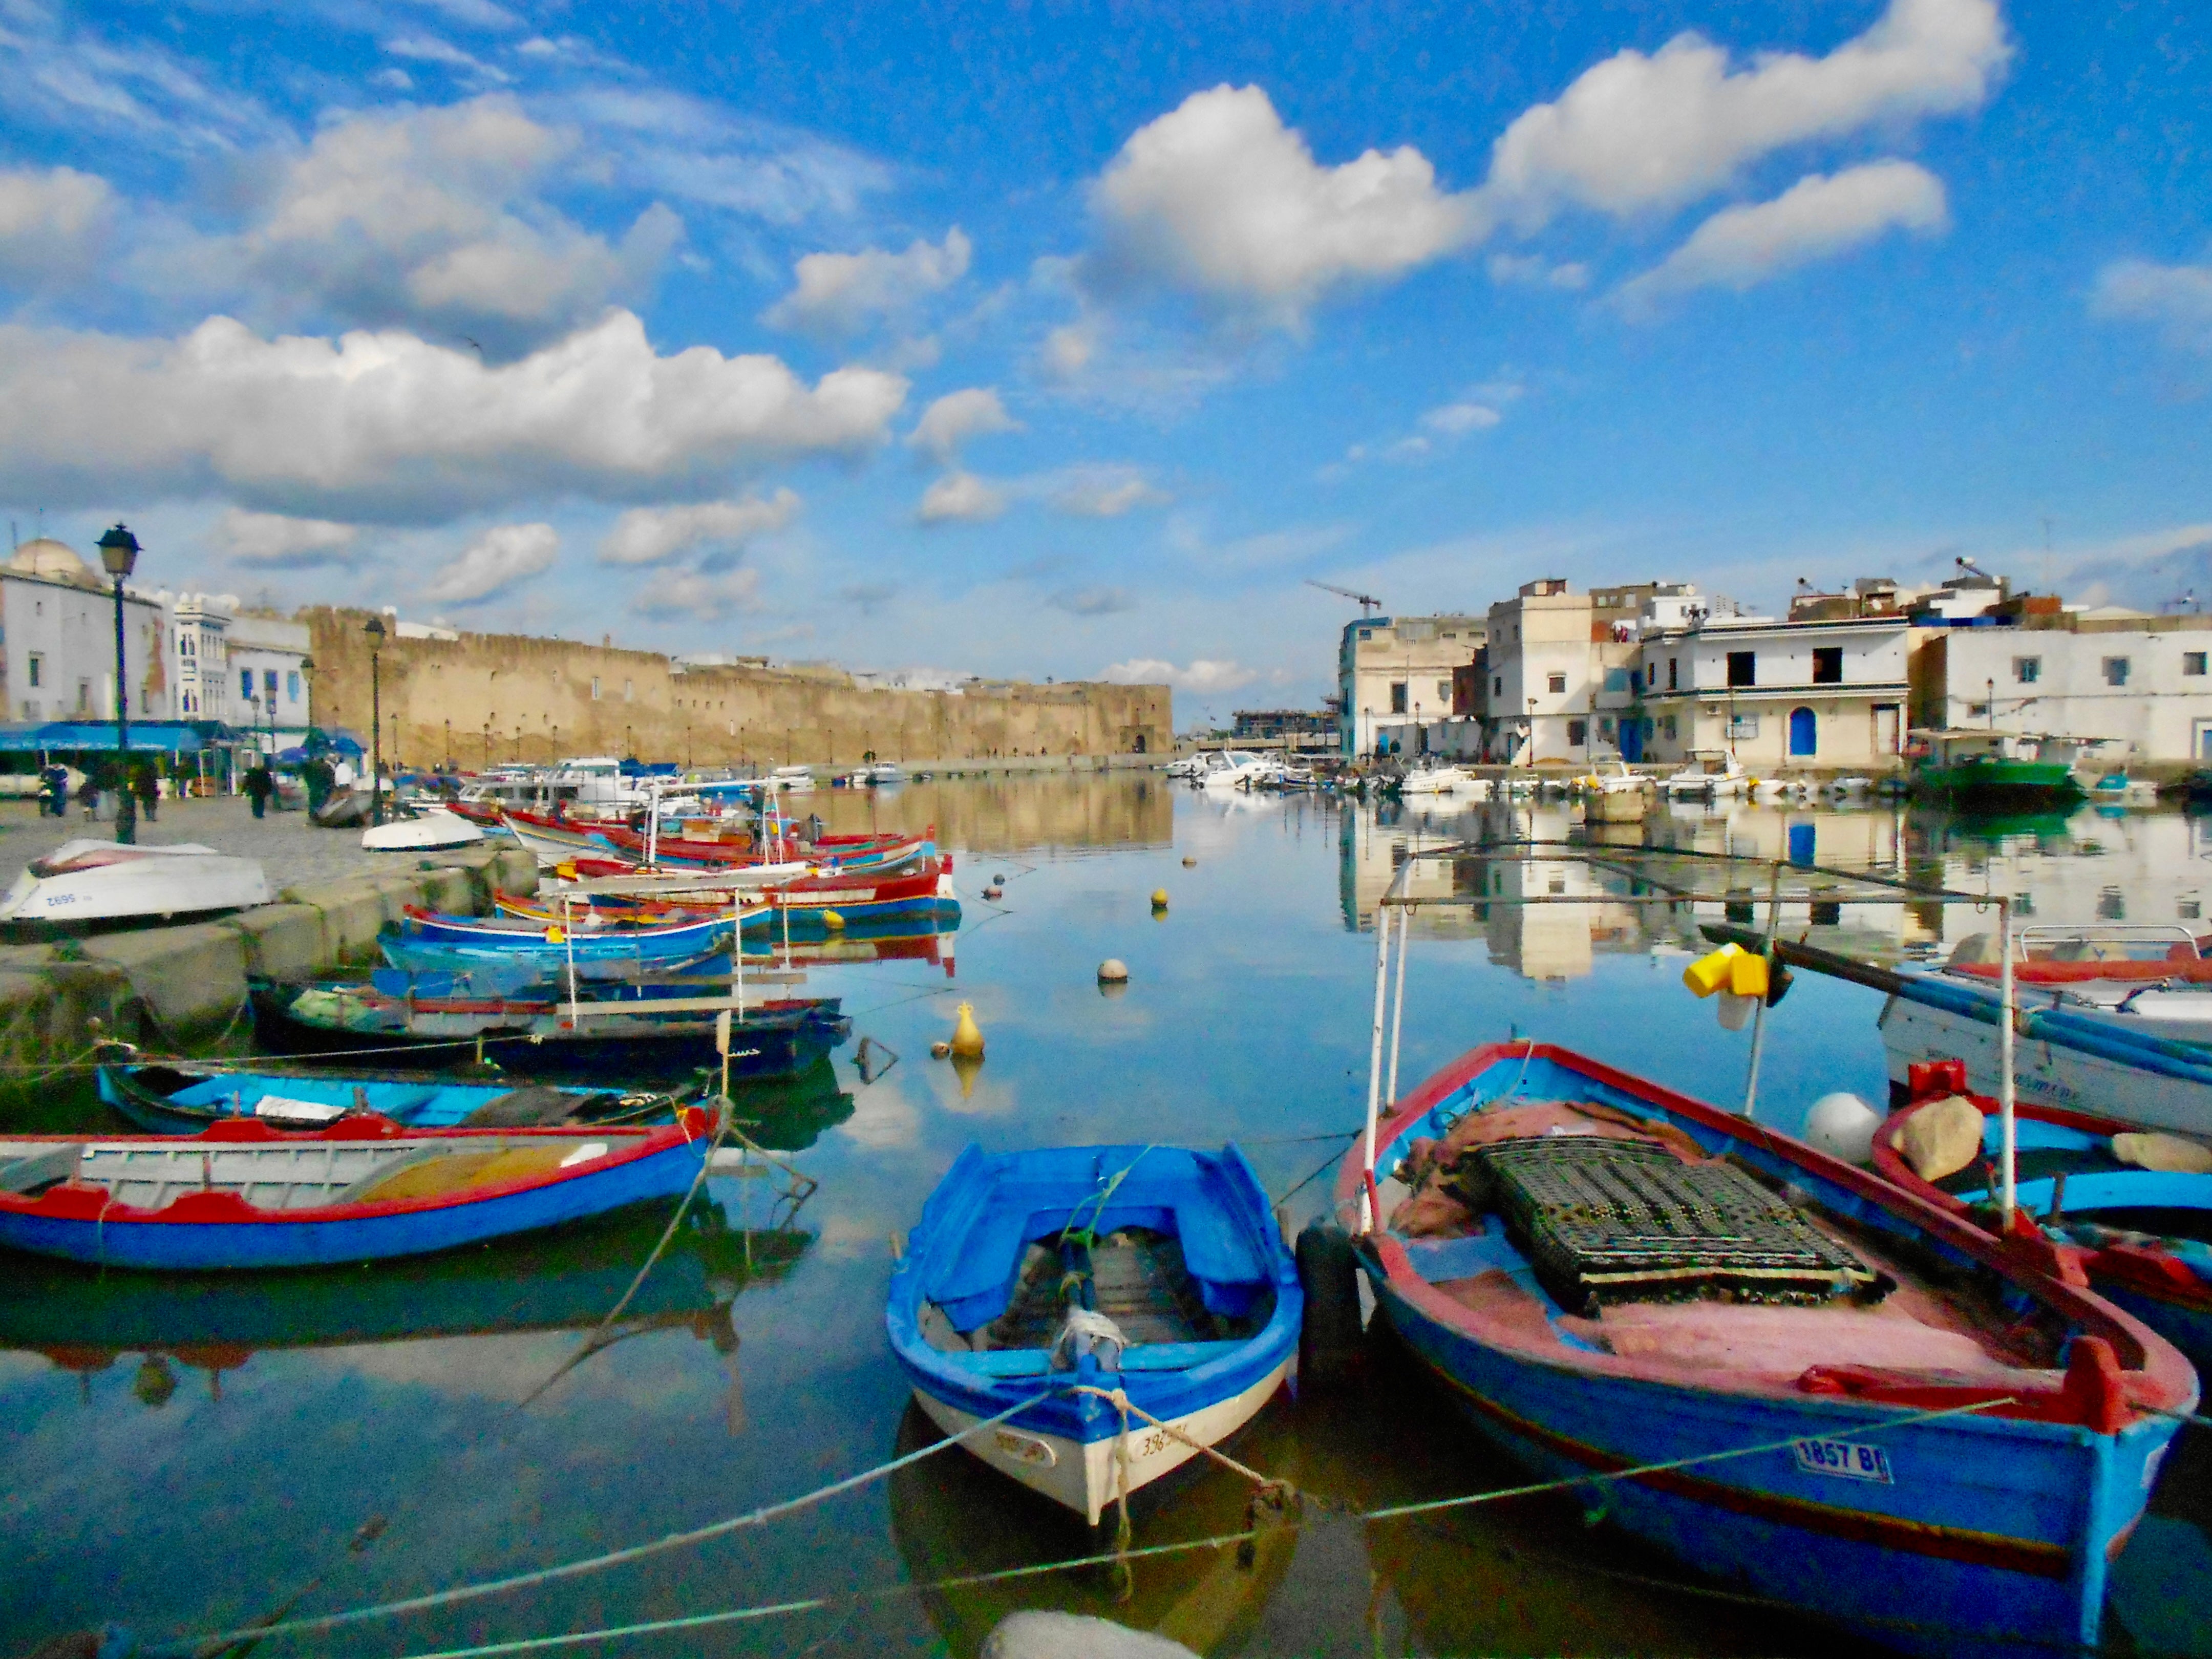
[1097,958,1129,983]
[1802,1091,1882,1165]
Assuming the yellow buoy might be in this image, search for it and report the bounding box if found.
[1682,944,1741,998]
[1728,950,1770,1000]
[1151,888,1169,910]
[951,1002,985,1058]
[820,908,846,930]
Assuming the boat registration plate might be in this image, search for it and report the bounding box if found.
[1793,1438,1892,1484]
[993,1428,1057,1468]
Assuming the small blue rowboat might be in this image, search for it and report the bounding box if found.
[96,1061,680,1135]
[396,905,738,958]
[0,1114,715,1270]
[378,937,731,983]
[888,1143,1300,1524]
[1334,1041,2197,1659]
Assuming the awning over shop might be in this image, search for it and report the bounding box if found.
[22,721,208,754]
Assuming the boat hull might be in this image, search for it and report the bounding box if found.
[908,1358,1290,1526]
[0,848,270,924]
[1879,993,2212,1136]
[1343,1041,2194,1659]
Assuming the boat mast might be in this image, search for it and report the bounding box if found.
[1998,895,2017,1228]
[1361,858,1412,1232]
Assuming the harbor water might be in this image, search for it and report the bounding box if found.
[3,774,2206,1657]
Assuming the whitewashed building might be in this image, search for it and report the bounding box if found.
[1633,615,1910,768]
[1336,612,1486,757]
[226,612,313,748]
[1917,619,2212,762]
[2,538,171,723]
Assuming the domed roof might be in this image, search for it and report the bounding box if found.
[7,538,101,588]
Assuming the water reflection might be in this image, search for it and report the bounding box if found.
[809,772,1174,853]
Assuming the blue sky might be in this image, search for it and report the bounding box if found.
[1,1,2206,715]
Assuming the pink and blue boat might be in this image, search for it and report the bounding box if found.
[1332,1040,2197,1659]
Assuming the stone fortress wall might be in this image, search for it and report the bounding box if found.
[300,609,1173,770]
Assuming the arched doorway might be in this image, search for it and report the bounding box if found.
[1788,707,1817,757]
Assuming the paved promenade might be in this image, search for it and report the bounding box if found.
[0,797,416,894]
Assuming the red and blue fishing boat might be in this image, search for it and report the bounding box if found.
[507,856,959,937]
[0,1114,715,1271]
[96,1059,680,1135]
[1873,1063,2212,1373]
[1331,1039,2196,1658]
[394,903,743,958]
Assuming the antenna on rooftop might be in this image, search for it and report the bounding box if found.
[1304,578,1381,615]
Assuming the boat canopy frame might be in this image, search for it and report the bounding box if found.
[1357,836,2024,1234]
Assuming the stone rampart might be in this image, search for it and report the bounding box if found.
[301,610,1172,769]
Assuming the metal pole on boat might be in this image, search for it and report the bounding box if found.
[1360,871,1403,1233]
[563,891,579,1031]
[1999,896,2017,1229]
[1386,863,1411,1108]
[1740,860,1783,1117]
[646,777,661,870]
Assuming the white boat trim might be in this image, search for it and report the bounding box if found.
[911,1358,1289,1525]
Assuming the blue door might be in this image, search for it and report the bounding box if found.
[1621,718,1643,762]
[1788,707,1817,757]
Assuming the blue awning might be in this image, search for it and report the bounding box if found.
[29,721,206,754]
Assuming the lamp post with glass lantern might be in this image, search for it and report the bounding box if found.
[364,614,386,827]
[96,525,140,844]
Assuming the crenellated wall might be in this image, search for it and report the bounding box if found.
[300,610,1172,769]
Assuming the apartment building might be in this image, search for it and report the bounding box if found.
[2,538,171,722]
[1918,615,2212,761]
[1632,614,1910,768]
[1336,612,1486,757]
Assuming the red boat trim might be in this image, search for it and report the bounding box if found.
[1395,1323,2075,1581]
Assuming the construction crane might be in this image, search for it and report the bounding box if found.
[1304,578,1381,615]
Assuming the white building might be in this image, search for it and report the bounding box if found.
[1336,612,1485,758]
[1917,619,2212,762]
[2,538,171,724]
[226,612,313,746]
[1633,614,1910,768]
[1482,579,1597,763]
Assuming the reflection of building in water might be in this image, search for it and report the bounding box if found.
[1910,810,2212,950]
[814,773,1174,853]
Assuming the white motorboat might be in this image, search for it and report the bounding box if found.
[1397,764,1486,798]
[1825,775,1874,799]
[1748,775,1811,802]
[0,841,269,925]
[866,762,905,785]
[768,765,817,794]
[1201,750,1273,790]
[1572,759,1645,796]
[361,807,485,853]
[1660,751,1749,799]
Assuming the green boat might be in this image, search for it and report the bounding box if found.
[1908,729,2085,811]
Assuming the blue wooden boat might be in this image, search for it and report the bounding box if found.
[378,935,732,983]
[1333,1041,2196,1659]
[0,1115,715,1270]
[395,904,738,957]
[887,1143,1300,1524]
[1874,1080,2212,1373]
[96,1061,680,1135]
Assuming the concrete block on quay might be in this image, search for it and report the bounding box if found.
[281,882,391,963]
[488,846,538,896]
[411,863,477,914]
[81,923,250,1041]
[217,903,329,980]
[0,963,138,1073]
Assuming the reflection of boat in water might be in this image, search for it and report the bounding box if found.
[887,1397,1298,1659]
[0,1196,809,1395]
[725,1055,855,1152]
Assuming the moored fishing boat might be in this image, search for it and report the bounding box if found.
[0,840,269,925]
[96,1059,679,1135]
[360,806,484,851]
[1872,1067,2212,1370]
[887,1142,1301,1525]
[1331,1039,2194,1658]
[511,856,958,935]
[395,903,743,958]
[1909,730,2083,811]
[0,1115,715,1270]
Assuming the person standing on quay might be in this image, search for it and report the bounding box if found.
[303,754,334,816]
[244,760,275,819]
[133,763,159,824]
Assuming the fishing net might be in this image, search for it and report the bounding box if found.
[1461,1137,1881,1316]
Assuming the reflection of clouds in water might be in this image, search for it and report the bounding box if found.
[837,1076,925,1149]
[295,1327,731,1414]
[814,1207,906,1263]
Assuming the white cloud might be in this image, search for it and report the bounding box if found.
[916,471,1006,525]
[597,490,801,567]
[1103,657,1257,694]
[1422,401,1503,435]
[630,566,762,620]
[1089,84,1485,326]
[382,35,509,82]
[1618,161,1948,307]
[907,387,1019,464]
[569,88,891,226]
[0,310,908,520]
[1047,466,1168,518]
[163,95,680,357]
[0,165,114,283]
[421,521,557,604]
[1487,252,1589,290]
[763,227,971,335]
[1049,586,1139,616]
[2092,259,2212,354]
[1042,321,1097,377]
[1482,0,2007,224]
[212,507,360,568]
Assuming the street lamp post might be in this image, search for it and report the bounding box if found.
[1525,695,1537,767]
[97,525,140,844]
[364,614,386,826]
